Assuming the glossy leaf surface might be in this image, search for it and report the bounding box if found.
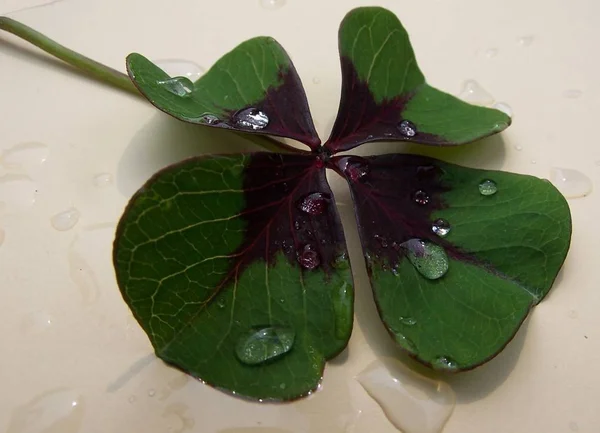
[334,154,571,371]
[127,37,320,149]
[325,7,511,153]
[114,154,353,400]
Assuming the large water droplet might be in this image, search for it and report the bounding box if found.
[93,173,113,188]
[50,207,80,231]
[157,76,194,97]
[298,192,330,216]
[332,281,352,339]
[153,59,205,82]
[412,190,430,205]
[549,167,593,198]
[356,359,455,433]
[297,244,320,270]
[6,388,84,433]
[260,0,286,10]
[458,80,494,106]
[235,326,295,365]
[234,108,269,130]
[431,218,451,237]
[432,356,459,371]
[343,157,370,182]
[493,102,513,118]
[478,179,498,196]
[402,239,449,280]
[397,120,417,137]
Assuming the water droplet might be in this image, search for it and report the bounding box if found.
[402,239,449,280]
[293,220,301,230]
[312,76,321,84]
[563,89,582,99]
[356,359,455,433]
[332,281,353,339]
[235,326,295,365]
[478,179,498,196]
[549,167,593,198]
[93,173,112,188]
[517,35,534,46]
[234,108,269,130]
[432,356,459,371]
[484,47,498,58]
[154,59,204,82]
[297,244,320,270]
[298,192,330,216]
[157,76,194,97]
[217,299,226,309]
[1,142,48,173]
[279,383,286,389]
[514,144,523,151]
[531,159,537,165]
[260,0,286,10]
[343,157,370,182]
[412,190,430,205]
[399,316,417,326]
[198,114,220,125]
[458,80,494,106]
[493,102,513,117]
[431,218,451,237]
[148,389,156,397]
[397,120,417,137]
[20,310,54,334]
[50,207,80,231]
[6,388,84,433]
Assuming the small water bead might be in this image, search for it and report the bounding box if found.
[260,0,286,10]
[157,76,194,97]
[198,114,221,125]
[514,144,523,151]
[293,220,301,230]
[343,157,370,182]
[458,80,494,106]
[478,179,498,196]
[397,120,417,137]
[154,59,205,82]
[93,173,113,188]
[148,389,156,397]
[412,190,430,205]
[432,356,459,371]
[297,244,320,270]
[298,192,330,216]
[234,108,269,130]
[235,326,295,365]
[517,35,534,46]
[484,47,498,58]
[549,167,593,198]
[356,359,455,433]
[312,76,321,84]
[493,102,513,118]
[431,218,451,237]
[399,316,417,326]
[50,207,80,231]
[402,239,449,280]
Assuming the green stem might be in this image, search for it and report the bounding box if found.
[0,16,138,94]
[0,16,307,154]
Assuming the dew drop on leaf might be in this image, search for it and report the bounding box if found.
[343,157,370,182]
[234,108,269,130]
[235,326,295,365]
[297,192,330,216]
[297,244,320,270]
[397,120,417,137]
[432,356,459,371]
[402,239,449,280]
[157,77,194,97]
[412,190,430,205]
[399,316,417,326]
[199,114,221,125]
[478,179,498,196]
[431,218,451,237]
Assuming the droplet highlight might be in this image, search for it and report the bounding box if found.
[356,359,455,433]
[458,80,494,106]
[235,326,295,365]
[343,157,370,182]
[431,218,451,237]
[260,0,286,10]
[478,179,498,196]
[1,142,48,173]
[398,120,417,137]
[297,244,320,270]
[412,190,430,205]
[298,192,330,216]
[402,239,449,280]
[549,167,593,198]
[234,108,269,130]
[157,76,194,97]
[50,207,80,231]
[153,59,205,82]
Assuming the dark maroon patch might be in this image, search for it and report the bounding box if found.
[325,57,447,154]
